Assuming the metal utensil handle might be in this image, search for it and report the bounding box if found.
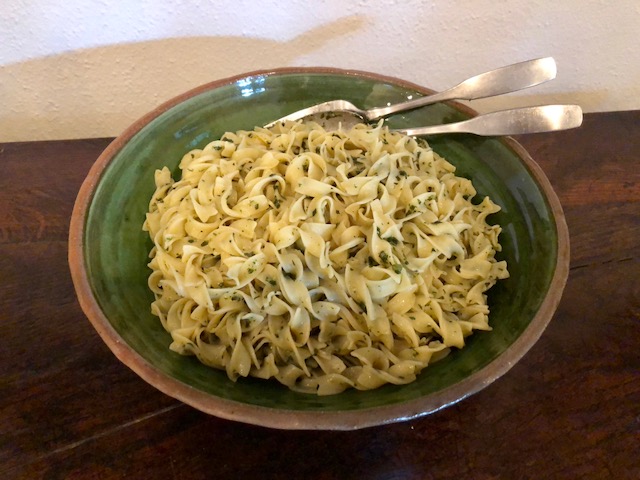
[368,57,557,121]
[397,105,583,137]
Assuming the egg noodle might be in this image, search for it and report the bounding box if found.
[143,121,509,395]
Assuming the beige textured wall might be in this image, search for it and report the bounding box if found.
[1,0,638,142]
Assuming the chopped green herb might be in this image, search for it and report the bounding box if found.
[384,236,399,246]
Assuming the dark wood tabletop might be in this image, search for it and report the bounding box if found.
[1,111,638,480]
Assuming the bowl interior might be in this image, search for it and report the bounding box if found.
[82,71,561,416]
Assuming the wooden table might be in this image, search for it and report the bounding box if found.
[1,111,638,479]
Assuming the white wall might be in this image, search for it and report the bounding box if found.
[1,0,638,142]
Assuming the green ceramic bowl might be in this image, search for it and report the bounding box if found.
[69,68,569,430]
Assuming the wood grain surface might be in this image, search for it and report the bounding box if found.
[1,112,638,480]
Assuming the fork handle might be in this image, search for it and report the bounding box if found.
[395,105,583,137]
[367,57,557,121]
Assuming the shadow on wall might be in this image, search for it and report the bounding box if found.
[0,15,369,142]
[1,10,614,143]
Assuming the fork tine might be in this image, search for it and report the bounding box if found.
[265,100,363,128]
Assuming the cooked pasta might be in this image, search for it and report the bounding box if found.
[143,121,509,395]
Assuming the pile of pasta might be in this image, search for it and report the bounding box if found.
[143,121,509,395]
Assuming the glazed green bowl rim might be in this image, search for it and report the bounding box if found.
[69,67,570,430]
